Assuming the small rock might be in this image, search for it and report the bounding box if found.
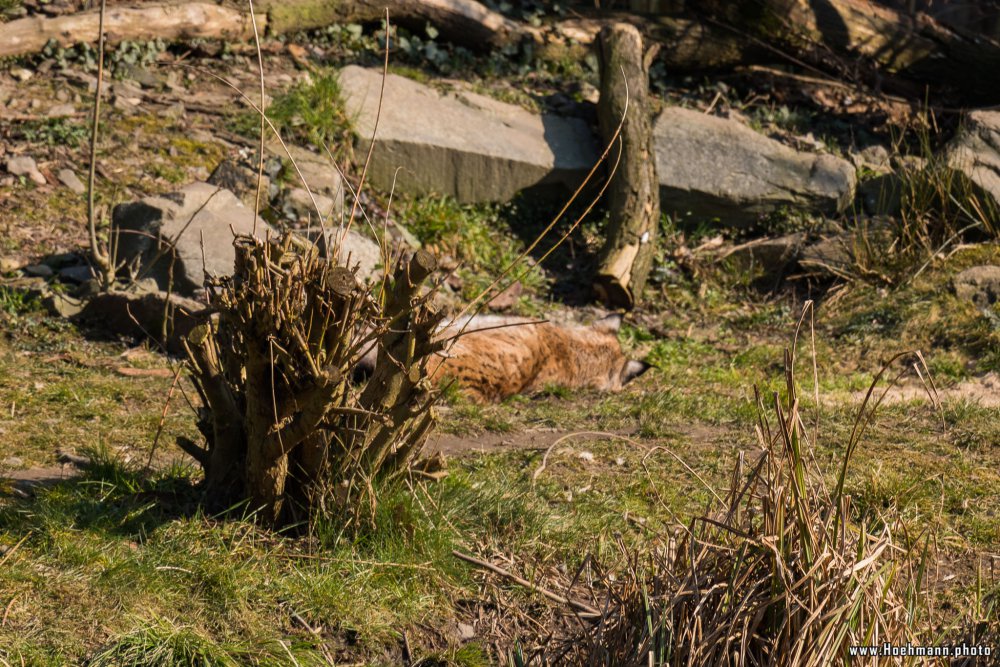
[486,280,523,311]
[47,103,75,118]
[851,144,891,172]
[9,67,32,82]
[266,142,345,214]
[43,252,79,268]
[23,264,54,278]
[577,450,595,462]
[282,187,337,223]
[799,233,855,278]
[118,65,160,90]
[892,155,927,173]
[208,159,270,208]
[0,257,22,273]
[163,102,186,119]
[42,293,83,318]
[725,233,806,276]
[800,219,894,278]
[1,457,23,468]
[946,110,1000,212]
[6,155,46,185]
[56,450,92,468]
[75,286,205,353]
[303,228,385,284]
[953,265,1000,309]
[57,168,86,195]
[457,623,475,641]
[112,81,144,104]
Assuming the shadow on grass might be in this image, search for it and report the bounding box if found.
[0,449,205,540]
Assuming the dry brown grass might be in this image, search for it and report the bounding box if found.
[483,314,978,666]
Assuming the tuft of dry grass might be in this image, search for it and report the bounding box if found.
[511,316,953,666]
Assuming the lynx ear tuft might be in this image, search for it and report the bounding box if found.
[594,313,623,333]
[621,359,652,384]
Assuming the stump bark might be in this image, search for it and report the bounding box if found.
[182,234,442,527]
[593,23,660,310]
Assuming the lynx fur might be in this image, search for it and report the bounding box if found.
[354,313,649,403]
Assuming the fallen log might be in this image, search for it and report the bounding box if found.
[683,0,1000,103]
[592,23,659,310]
[559,1,1000,104]
[0,0,530,60]
[256,0,529,49]
[0,3,258,58]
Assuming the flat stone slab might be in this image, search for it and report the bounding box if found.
[112,182,270,296]
[653,107,856,225]
[338,65,599,203]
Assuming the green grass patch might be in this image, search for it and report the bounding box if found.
[399,195,549,305]
[231,70,353,158]
[12,117,89,148]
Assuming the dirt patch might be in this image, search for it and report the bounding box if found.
[0,465,81,496]
[426,422,733,456]
[854,373,1000,408]
[426,428,638,456]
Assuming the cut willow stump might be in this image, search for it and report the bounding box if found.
[593,22,660,310]
[181,233,443,527]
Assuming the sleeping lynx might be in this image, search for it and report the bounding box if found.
[423,313,650,403]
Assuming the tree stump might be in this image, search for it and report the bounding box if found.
[182,234,442,528]
[593,22,660,310]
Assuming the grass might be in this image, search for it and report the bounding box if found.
[399,195,550,306]
[230,70,353,159]
[548,365,928,665]
[2,260,1000,661]
[2,88,999,660]
[11,117,89,148]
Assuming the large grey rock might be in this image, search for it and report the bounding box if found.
[653,107,856,225]
[337,65,599,203]
[266,142,344,219]
[112,183,270,296]
[304,227,385,284]
[281,187,337,224]
[953,265,1000,309]
[946,110,1000,212]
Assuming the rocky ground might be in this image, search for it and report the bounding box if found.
[0,8,999,665]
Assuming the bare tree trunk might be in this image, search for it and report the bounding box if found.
[593,23,660,311]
